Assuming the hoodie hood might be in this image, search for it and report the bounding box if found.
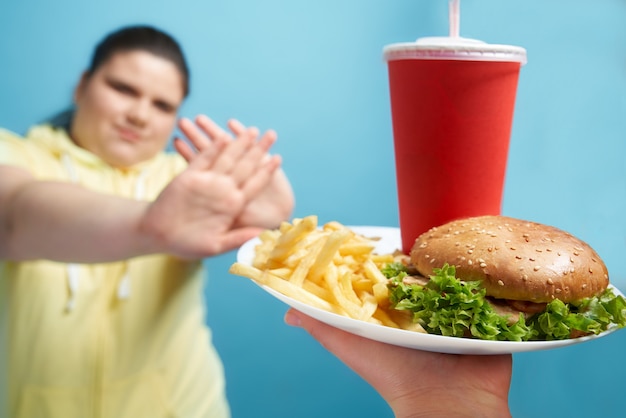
[26,124,162,174]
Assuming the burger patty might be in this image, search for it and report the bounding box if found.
[487,297,546,324]
[401,274,546,325]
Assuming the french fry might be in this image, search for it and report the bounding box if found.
[266,215,318,266]
[351,278,375,294]
[229,262,344,314]
[302,280,334,301]
[309,228,351,283]
[267,268,292,280]
[370,254,396,267]
[338,270,362,307]
[229,217,427,335]
[323,263,363,319]
[338,242,375,257]
[372,308,401,328]
[282,233,326,269]
[363,259,389,284]
[252,229,281,267]
[322,221,345,232]
[288,237,326,286]
[358,291,379,322]
[387,309,427,333]
[372,282,390,306]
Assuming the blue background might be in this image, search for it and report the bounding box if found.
[1,1,625,417]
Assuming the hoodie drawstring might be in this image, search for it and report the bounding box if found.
[61,153,146,312]
[117,169,146,300]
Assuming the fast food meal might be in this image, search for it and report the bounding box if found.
[386,215,626,340]
[229,216,422,331]
[229,215,626,341]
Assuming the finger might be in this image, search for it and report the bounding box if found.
[210,127,256,175]
[173,137,196,163]
[225,137,273,185]
[224,128,277,184]
[228,120,276,152]
[196,114,232,147]
[256,129,277,153]
[238,154,282,198]
[186,140,228,171]
[227,119,260,142]
[178,117,212,151]
[227,118,247,135]
[216,226,265,253]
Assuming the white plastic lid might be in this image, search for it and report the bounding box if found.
[383,36,527,65]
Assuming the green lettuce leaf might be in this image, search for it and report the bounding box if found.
[384,263,626,341]
[529,287,626,340]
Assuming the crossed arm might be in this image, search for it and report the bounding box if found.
[0,116,294,262]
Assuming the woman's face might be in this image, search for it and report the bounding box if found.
[71,49,185,168]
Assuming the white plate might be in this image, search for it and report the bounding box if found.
[235,226,624,355]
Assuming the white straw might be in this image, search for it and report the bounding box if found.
[449,0,461,38]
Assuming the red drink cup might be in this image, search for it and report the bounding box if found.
[384,37,527,254]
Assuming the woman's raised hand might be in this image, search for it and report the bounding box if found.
[175,115,294,230]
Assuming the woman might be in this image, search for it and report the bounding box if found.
[0,25,294,418]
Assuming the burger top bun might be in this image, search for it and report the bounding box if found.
[410,215,609,303]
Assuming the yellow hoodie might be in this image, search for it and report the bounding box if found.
[0,125,230,418]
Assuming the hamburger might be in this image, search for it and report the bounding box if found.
[383,215,626,341]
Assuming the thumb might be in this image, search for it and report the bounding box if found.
[218,226,264,253]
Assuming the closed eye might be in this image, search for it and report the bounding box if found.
[153,100,176,114]
[105,76,178,113]
[108,79,138,97]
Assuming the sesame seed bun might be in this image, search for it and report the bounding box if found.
[409,215,609,303]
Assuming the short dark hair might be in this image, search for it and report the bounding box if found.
[87,25,190,97]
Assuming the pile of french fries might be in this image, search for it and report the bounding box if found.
[229,215,425,332]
